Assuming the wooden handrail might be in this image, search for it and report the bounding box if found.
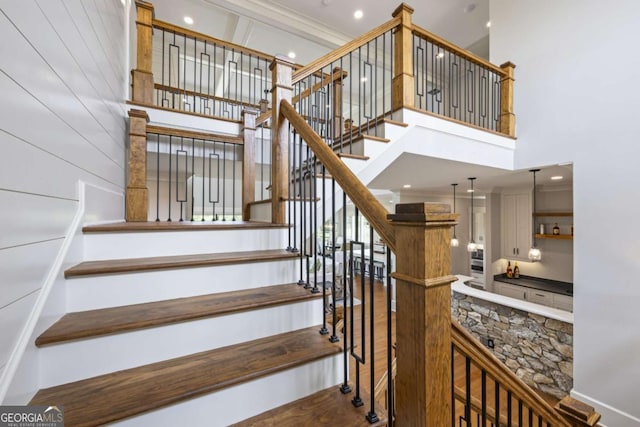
[291,68,347,104]
[412,24,506,76]
[292,16,401,84]
[280,99,396,253]
[152,19,275,62]
[154,83,262,110]
[145,125,243,145]
[451,321,571,426]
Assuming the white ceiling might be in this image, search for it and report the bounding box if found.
[150,0,491,64]
[368,154,573,196]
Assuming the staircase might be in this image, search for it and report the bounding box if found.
[27,222,375,426]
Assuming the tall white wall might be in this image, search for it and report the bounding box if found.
[0,0,128,387]
[490,1,640,425]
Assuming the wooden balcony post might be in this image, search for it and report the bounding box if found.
[131,0,154,104]
[388,203,459,425]
[270,55,294,224]
[126,109,149,221]
[499,61,516,137]
[242,108,258,220]
[391,3,415,111]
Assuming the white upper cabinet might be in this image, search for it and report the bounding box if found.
[501,192,532,261]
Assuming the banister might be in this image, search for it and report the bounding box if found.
[292,16,401,84]
[412,24,507,76]
[153,83,262,110]
[451,320,572,426]
[280,99,396,253]
[152,19,276,62]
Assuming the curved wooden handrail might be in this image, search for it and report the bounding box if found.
[153,19,275,62]
[412,24,506,76]
[292,16,401,84]
[451,320,571,426]
[280,99,396,253]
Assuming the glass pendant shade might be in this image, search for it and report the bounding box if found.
[528,169,542,262]
[450,183,459,247]
[528,246,542,262]
[467,178,477,253]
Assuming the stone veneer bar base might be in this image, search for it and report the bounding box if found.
[452,291,573,398]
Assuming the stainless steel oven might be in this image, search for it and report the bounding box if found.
[469,249,485,287]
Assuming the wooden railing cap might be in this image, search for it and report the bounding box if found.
[392,3,415,17]
[128,109,149,121]
[270,54,296,71]
[500,61,517,69]
[135,0,154,12]
[388,203,458,224]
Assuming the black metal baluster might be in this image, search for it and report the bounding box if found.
[232,144,237,220]
[329,178,338,341]
[350,240,366,408]
[507,391,512,427]
[386,250,394,419]
[191,137,195,221]
[303,145,311,290]
[465,357,471,426]
[297,131,306,285]
[311,151,320,295]
[167,135,172,221]
[366,225,378,424]
[481,370,487,427]
[222,139,226,219]
[451,345,456,427]
[340,190,350,392]
[518,399,523,427]
[155,133,160,221]
[495,381,500,427]
[201,139,205,220]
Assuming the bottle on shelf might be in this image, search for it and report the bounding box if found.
[571,224,574,236]
[553,223,560,235]
[539,223,545,235]
[506,261,513,278]
[514,262,520,279]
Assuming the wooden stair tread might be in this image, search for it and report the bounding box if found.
[65,249,297,278]
[232,386,387,426]
[36,283,320,346]
[30,327,341,427]
[82,221,289,233]
[337,152,370,160]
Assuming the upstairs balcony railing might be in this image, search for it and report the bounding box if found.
[131,1,515,137]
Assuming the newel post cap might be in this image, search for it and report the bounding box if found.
[392,3,415,18]
[388,202,458,224]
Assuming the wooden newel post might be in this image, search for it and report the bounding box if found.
[388,203,459,425]
[126,109,150,222]
[270,55,294,224]
[131,0,154,104]
[392,3,415,112]
[242,108,258,220]
[499,61,516,137]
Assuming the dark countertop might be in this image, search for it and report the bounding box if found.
[494,274,573,296]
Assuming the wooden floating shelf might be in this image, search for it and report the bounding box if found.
[535,233,573,240]
[533,212,573,217]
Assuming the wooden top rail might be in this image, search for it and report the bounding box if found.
[146,125,243,145]
[292,68,347,104]
[412,24,506,76]
[281,99,396,253]
[152,19,275,62]
[292,16,401,84]
[451,321,571,426]
[154,83,262,110]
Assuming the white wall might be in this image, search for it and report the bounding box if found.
[490,1,640,424]
[0,0,127,395]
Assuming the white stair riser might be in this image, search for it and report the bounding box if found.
[39,300,325,387]
[110,354,343,427]
[83,228,288,260]
[66,260,299,311]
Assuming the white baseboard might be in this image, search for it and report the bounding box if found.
[571,390,640,427]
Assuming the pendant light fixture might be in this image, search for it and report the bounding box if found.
[451,183,459,247]
[528,169,542,262]
[467,177,477,252]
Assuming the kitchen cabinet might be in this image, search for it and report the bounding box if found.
[494,281,573,312]
[501,192,532,261]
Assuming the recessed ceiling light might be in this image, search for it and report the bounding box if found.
[288,51,296,59]
[467,189,475,193]
[403,184,411,189]
[354,10,363,19]
[486,21,491,28]
[361,77,368,82]
[436,52,444,59]
[551,176,564,180]
[183,16,194,25]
